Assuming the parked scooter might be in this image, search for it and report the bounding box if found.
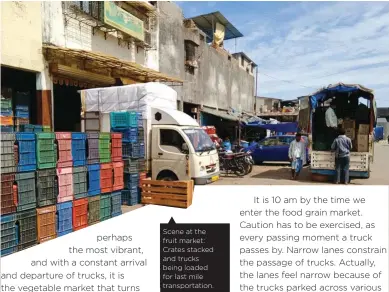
[218,146,253,176]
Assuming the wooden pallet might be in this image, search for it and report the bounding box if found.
[140,180,194,208]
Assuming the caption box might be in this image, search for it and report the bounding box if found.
[160,218,230,292]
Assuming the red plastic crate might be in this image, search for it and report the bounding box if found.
[72,198,88,231]
[57,167,73,203]
[139,172,147,187]
[111,133,123,162]
[112,161,124,191]
[202,126,216,135]
[1,173,16,215]
[56,133,73,168]
[100,163,113,193]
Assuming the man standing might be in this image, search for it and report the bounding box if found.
[288,133,307,180]
[331,127,352,184]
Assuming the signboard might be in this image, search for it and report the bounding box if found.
[104,1,144,42]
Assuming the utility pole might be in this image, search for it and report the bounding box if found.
[254,66,258,115]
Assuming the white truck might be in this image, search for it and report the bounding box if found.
[299,83,376,179]
[80,83,220,185]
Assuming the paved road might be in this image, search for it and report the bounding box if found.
[213,142,389,185]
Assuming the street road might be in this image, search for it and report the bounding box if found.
[214,142,389,185]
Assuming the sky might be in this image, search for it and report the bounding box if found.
[176,1,389,107]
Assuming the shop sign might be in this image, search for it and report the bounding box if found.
[104,1,144,41]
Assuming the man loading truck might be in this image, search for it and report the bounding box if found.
[305,83,376,181]
[80,82,220,185]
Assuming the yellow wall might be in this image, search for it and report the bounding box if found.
[1,1,44,72]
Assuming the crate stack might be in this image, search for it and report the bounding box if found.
[1,89,14,132]
[110,111,146,207]
[1,125,128,257]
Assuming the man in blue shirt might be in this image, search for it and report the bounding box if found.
[331,127,352,184]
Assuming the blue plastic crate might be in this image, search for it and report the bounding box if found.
[72,133,87,166]
[1,214,18,256]
[110,112,129,129]
[0,110,13,116]
[129,112,138,127]
[87,164,101,196]
[20,125,35,132]
[139,142,145,158]
[114,128,137,143]
[123,142,139,158]
[15,111,29,119]
[33,125,43,132]
[121,188,139,206]
[111,191,122,216]
[137,112,143,127]
[124,173,139,189]
[16,133,37,172]
[15,105,29,111]
[57,202,73,236]
[1,126,14,132]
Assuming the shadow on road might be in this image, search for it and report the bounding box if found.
[250,167,312,182]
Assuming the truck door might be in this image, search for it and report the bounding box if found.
[152,128,189,181]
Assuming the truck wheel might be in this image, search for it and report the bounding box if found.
[157,171,178,181]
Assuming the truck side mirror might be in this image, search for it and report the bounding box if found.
[182,142,189,154]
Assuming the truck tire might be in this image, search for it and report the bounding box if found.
[157,170,178,181]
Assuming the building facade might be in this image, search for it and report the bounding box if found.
[158,2,256,123]
[1,1,181,131]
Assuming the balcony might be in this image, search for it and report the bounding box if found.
[62,1,153,49]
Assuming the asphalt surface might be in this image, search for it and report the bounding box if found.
[213,142,389,185]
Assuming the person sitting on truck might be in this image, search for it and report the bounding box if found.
[288,133,307,180]
[325,101,338,128]
[331,127,352,185]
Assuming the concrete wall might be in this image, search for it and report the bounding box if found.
[158,2,255,113]
[1,1,44,72]
[42,2,155,67]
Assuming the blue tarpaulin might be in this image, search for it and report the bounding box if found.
[309,83,374,110]
[243,122,298,133]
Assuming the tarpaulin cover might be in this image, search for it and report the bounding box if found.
[80,82,177,119]
[243,122,298,133]
[309,83,374,110]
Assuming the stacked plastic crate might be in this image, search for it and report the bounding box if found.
[36,132,57,244]
[0,91,14,132]
[110,111,145,207]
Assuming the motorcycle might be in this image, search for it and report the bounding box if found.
[218,147,253,176]
[218,149,247,177]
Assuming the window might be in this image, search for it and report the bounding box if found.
[160,129,185,152]
[185,40,196,62]
[278,137,293,145]
[260,137,278,146]
[241,57,244,67]
[251,65,254,73]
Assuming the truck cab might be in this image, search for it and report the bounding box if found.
[150,108,220,185]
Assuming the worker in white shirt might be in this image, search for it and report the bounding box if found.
[288,133,307,180]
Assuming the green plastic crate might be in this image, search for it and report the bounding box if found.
[36,133,56,169]
[43,126,51,132]
[99,133,110,140]
[73,166,87,199]
[99,194,111,221]
[88,196,100,225]
[99,139,111,163]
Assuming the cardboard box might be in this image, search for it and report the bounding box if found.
[358,124,370,135]
[343,119,356,129]
[345,128,355,140]
[356,134,369,152]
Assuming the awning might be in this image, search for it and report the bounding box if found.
[186,11,243,43]
[243,122,298,133]
[43,45,184,84]
[201,107,239,122]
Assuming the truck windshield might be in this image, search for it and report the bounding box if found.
[183,129,216,152]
